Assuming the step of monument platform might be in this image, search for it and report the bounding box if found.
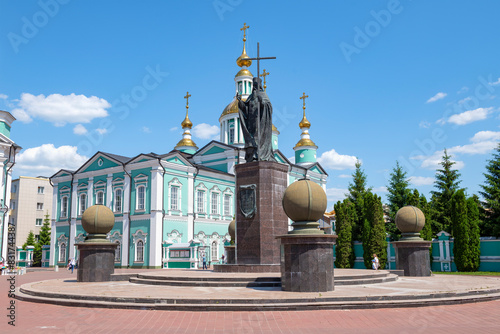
[128,270,397,287]
[16,286,500,311]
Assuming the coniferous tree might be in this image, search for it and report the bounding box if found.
[386,161,411,239]
[363,193,387,269]
[33,212,51,267]
[348,160,371,242]
[23,231,36,250]
[451,190,480,272]
[362,192,374,268]
[431,149,462,235]
[418,194,434,241]
[466,196,481,271]
[334,199,356,268]
[479,143,500,237]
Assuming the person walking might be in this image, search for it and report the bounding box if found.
[70,258,76,274]
[202,255,207,270]
[372,254,380,270]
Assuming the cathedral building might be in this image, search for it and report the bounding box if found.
[49,26,328,269]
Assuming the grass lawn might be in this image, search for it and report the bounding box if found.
[433,271,500,276]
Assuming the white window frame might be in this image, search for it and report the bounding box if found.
[170,186,179,211]
[109,231,122,262]
[132,229,148,263]
[197,190,205,213]
[61,196,68,218]
[38,186,44,194]
[229,123,235,144]
[96,191,104,205]
[136,185,145,211]
[224,194,231,216]
[57,234,68,263]
[36,202,43,210]
[211,192,219,215]
[168,178,183,214]
[79,193,87,215]
[114,188,123,213]
[35,218,43,226]
[211,240,218,261]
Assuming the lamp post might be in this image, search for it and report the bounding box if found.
[0,201,9,264]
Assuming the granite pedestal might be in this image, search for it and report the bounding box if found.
[225,245,235,264]
[76,242,117,282]
[234,161,289,267]
[393,240,432,276]
[278,235,337,292]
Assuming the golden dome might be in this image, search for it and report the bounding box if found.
[175,137,197,149]
[181,114,192,129]
[220,97,246,119]
[272,124,280,134]
[235,68,253,77]
[236,44,252,68]
[294,138,317,148]
[299,113,311,128]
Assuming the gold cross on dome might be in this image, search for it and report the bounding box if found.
[240,23,250,41]
[184,91,191,109]
[300,92,309,110]
[260,69,270,91]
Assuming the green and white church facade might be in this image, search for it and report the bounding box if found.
[49,31,328,269]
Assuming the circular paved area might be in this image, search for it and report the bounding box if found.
[2,269,500,333]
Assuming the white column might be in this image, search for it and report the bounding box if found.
[69,219,76,259]
[121,173,131,267]
[149,168,163,268]
[49,184,58,267]
[187,172,194,241]
[0,162,9,260]
[106,174,113,208]
[238,118,243,144]
[71,180,78,219]
[87,177,94,208]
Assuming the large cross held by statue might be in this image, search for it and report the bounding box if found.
[247,42,276,78]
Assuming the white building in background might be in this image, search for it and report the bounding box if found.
[10,176,53,247]
[0,110,21,261]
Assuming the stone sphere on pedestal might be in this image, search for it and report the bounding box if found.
[282,179,327,234]
[395,206,425,241]
[81,205,115,242]
[228,219,235,243]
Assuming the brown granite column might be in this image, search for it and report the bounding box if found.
[393,241,432,276]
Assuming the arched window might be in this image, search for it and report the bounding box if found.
[211,240,218,261]
[115,241,121,262]
[79,194,87,215]
[136,240,144,262]
[59,242,66,262]
[137,186,145,210]
[114,189,122,212]
[61,196,68,218]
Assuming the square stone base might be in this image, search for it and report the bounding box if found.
[76,242,117,282]
[278,235,337,292]
[393,240,432,276]
[235,161,289,265]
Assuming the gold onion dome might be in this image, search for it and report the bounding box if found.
[272,124,279,134]
[235,68,253,77]
[181,113,192,129]
[295,137,317,148]
[220,97,246,119]
[175,137,197,148]
[299,112,311,128]
[236,44,252,68]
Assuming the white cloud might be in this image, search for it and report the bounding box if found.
[170,127,178,132]
[0,94,7,99]
[447,107,493,125]
[317,149,357,170]
[338,174,351,178]
[457,86,469,94]
[96,128,107,135]
[458,97,472,105]
[419,121,431,129]
[489,78,500,86]
[13,93,110,126]
[73,124,88,135]
[192,123,219,140]
[16,144,88,177]
[471,131,500,143]
[373,186,388,193]
[449,141,498,155]
[142,126,151,133]
[325,188,348,203]
[412,150,465,170]
[409,176,434,186]
[426,92,447,103]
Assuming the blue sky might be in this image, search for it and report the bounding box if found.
[1,0,499,209]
